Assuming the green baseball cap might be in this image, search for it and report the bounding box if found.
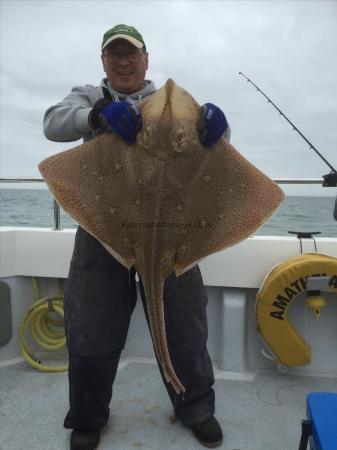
[101,24,146,51]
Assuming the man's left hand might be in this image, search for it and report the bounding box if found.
[197,103,228,147]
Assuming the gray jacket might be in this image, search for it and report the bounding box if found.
[43,78,156,143]
[43,78,231,143]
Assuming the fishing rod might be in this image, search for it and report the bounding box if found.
[238,72,337,220]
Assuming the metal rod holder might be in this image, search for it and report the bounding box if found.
[53,199,61,231]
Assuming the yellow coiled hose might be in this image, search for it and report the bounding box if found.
[19,277,68,372]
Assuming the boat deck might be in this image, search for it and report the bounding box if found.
[1,358,336,450]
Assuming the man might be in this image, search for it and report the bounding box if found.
[44,24,230,450]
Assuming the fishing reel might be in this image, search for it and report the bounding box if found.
[322,171,337,188]
[323,172,337,221]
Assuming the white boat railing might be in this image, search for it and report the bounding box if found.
[0,177,329,231]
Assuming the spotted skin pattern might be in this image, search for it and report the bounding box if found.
[39,79,285,394]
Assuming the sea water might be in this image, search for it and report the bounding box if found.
[0,188,336,237]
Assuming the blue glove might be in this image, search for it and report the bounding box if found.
[100,101,142,144]
[197,103,228,147]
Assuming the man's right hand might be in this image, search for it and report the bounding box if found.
[88,99,142,144]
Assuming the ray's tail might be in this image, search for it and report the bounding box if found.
[141,274,186,395]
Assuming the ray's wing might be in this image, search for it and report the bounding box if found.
[39,132,155,268]
[161,138,285,275]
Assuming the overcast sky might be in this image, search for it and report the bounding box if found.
[1,0,336,195]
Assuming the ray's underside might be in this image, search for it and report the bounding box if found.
[39,79,284,393]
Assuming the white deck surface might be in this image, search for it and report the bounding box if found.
[1,358,337,450]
